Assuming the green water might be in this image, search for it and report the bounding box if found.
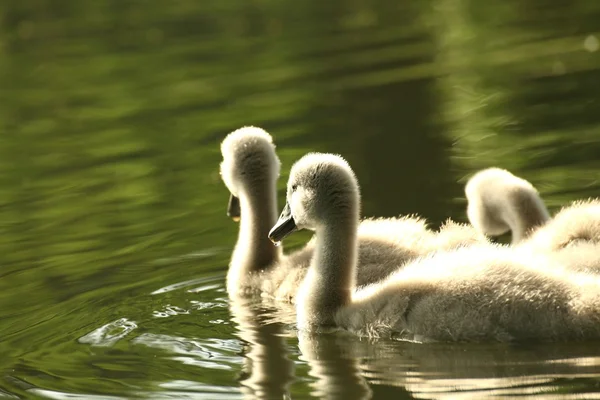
[1,0,600,398]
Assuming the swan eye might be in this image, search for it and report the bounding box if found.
[291,184,298,192]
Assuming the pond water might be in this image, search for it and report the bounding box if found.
[2,0,600,398]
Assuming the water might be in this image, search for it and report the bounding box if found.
[1,0,600,398]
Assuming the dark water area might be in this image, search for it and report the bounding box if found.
[1,0,600,398]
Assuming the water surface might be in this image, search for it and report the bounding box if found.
[2,0,600,398]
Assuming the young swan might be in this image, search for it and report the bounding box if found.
[465,168,550,244]
[221,127,486,301]
[220,126,283,297]
[465,168,600,254]
[270,153,600,342]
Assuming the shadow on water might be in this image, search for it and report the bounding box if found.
[0,0,600,398]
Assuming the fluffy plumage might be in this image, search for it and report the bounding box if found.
[277,153,600,342]
[465,167,550,244]
[220,127,486,301]
[465,168,600,271]
[524,199,600,252]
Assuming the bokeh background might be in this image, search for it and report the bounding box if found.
[1,0,600,398]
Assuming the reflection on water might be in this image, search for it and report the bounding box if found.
[358,342,600,399]
[229,298,296,399]
[230,305,600,399]
[298,331,373,400]
[1,0,600,398]
[297,333,600,400]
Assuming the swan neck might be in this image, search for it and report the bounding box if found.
[300,209,358,324]
[509,198,551,244]
[315,219,358,290]
[229,183,281,281]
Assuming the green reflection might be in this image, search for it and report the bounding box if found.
[0,0,599,398]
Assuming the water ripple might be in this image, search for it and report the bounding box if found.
[151,275,224,295]
[77,318,138,347]
[132,333,241,371]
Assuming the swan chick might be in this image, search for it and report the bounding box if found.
[465,168,600,271]
[271,153,600,342]
[220,126,283,295]
[465,167,550,244]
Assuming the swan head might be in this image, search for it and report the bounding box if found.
[269,153,359,243]
[465,168,515,236]
[220,126,281,221]
[465,167,549,240]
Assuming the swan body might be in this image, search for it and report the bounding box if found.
[465,168,550,244]
[343,245,600,341]
[220,127,486,301]
[271,153,600,342]
[523,199,600,252]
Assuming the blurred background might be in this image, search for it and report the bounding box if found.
[1,0,600,398]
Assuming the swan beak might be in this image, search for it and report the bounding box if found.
[227,194,241,222]
[269,202,297,243]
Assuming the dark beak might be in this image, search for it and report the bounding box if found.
[227,194,241,222]
[268,202,298,243]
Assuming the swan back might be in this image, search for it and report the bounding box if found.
[465,167,550,243]
[339,244,600,341]
[434,219,490,250]
[524,199,600,252]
